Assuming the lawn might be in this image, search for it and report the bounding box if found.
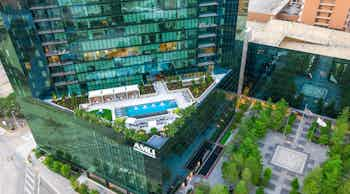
[90,109,113,121]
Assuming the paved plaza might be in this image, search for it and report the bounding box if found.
[259,113,328,194]
[270,145,308,174]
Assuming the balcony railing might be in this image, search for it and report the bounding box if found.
[30,5,59,10]
[198,33,216,39]
[199,13,218,18]
[51,71,75,77]
[198,43,216,48]
[198,52,215,58]
[199,2,219,7]
[48,61,73,67]
[38,29,65,35]
[34,17,61,23]
[55,80,78,87]
[45,50,70,57]
[42,40,68,46]
[198,61,215,67]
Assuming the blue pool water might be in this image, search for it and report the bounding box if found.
[122,100,178,118]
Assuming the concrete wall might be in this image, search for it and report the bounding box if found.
[248,12,274,23]
[300,0,320,25]
[329,0,350,30]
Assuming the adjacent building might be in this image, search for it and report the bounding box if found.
[0,0,247,193]
[248,0,350,32]
[300,0,350,31]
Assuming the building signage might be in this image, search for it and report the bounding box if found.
[133,143,156,159]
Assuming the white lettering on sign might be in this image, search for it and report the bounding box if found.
[133,143,156,158]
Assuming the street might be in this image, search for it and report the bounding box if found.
[0,121,33,194]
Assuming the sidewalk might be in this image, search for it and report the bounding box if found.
[31,154,77,194]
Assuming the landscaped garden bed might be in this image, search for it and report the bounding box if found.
[166,74,215,98]
[54,95,88,110]
[34,149,99,194]
[139,84,156,95]
[89,109,113,121]
[166,81,183,90]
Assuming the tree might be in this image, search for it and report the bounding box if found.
[244,156,262,185]
[234,180,248,194]
[256,187,264,194]
[262,168,272,186]
[242,168,252,184]
[271,99,289,130]
[60,164,71,178]
[330,107,349,155]
[321,156,343,194]
[337,179,350,194]
[113,118,126,133]
[210,184,229,194]
[290,178,300,194]
[150,127,158,135]
[222,161,239,184]
[318,134,329,145]
[194,181,211,194]
[303,167,322,194]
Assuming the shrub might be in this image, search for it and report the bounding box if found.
[34,148,44,158]
[256,187,264,194]
[78,184,89,194]
[52,161,62,173]
[44,155,54,168]
[262,168,272,186]
[60,164,71,178]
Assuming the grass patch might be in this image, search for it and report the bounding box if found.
[90,109,112,121]
[219,129,232,145]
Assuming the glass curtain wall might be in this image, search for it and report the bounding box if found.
[244,43,350,117]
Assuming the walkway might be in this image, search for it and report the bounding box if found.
[31,154,77,194]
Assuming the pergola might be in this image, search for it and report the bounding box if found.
[88,85,140,104]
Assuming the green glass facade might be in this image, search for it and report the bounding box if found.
[244,43,350,117]
[1,0,243,98]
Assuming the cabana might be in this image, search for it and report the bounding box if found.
[88,85,140,104]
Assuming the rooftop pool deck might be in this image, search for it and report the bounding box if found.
[120,100,178,118]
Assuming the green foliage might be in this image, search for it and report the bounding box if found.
[150,127,158,135]
[262,168,272,186]
[307,121,317,141]
[321,156,343,194]
[78,184,89,194]
[271,99,289,131]
[256,187,264,194]
[303,167,322,194]
[44,155,54,168]
[330,107,349,155]
[52,161,62,173]
[337,179,350,194]
[291,178,299,190]
[0,93,21,117]
[194,182,211,194]
[244,156,262,185]
[242,168,252,184]
[60,164,71,178]
[222,161,239,184]
[210,184,229,194]
[234,181,248,194]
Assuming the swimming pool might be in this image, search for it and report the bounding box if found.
[121,100,178,118]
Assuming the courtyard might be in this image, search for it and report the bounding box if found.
[183,97,332,194]
[259,113,328,194]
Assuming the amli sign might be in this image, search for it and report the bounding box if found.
[133,143,156,158]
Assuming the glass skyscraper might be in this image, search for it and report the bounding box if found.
[0,0,245,193]
[1,0,243,98]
